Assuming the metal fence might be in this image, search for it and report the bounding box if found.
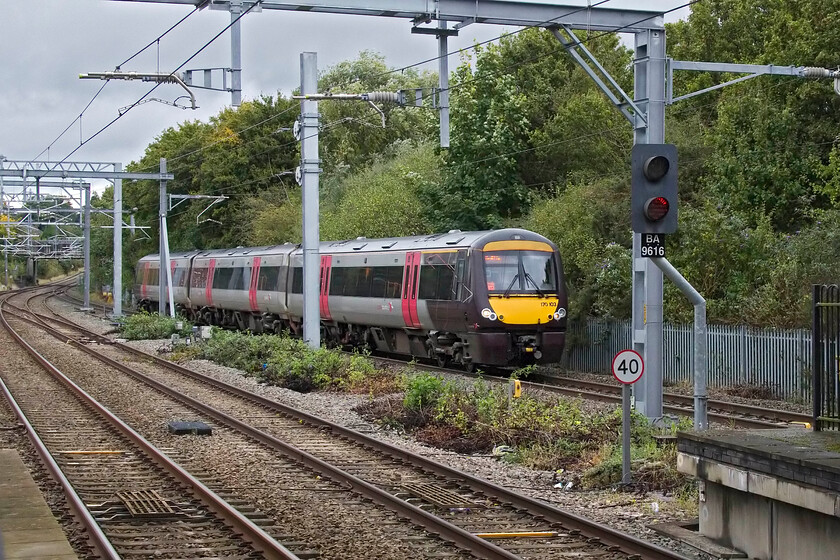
[564,318,812,402]
[813,285,840,430]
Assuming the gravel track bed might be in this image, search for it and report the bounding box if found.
[0,309,101,558]
[3,313,271,559]
[36,296,717,560]
[551,368,811,416]
[14,305,477,560]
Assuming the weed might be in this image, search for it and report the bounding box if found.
[120,312,192,340]
[724,382,778,400]
[169,343,202,362]
[404,373,446,411]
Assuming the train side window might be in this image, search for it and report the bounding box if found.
[229,267,247,290]
[150,269,160,286]
[455,251,468,301]
[213,267,233,289]
[385,266,402,298]
[330,267,345,296]
[418,266,438,300]
[438,267,455,300]
[370,267,387,298]
[190,267,207,289]
[356,267,372,298]
[291,267,303,294]
[258,266,280,291]
[276,266,288,291]
[135,267,144,284]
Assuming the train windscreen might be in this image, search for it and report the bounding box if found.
[484,250,556,295]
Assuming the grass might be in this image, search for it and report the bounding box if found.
[119,312,193,340]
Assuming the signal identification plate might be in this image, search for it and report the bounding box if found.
[641,233,665,258]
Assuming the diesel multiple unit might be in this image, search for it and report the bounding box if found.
[134,228,568,369]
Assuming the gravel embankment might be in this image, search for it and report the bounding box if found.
[50,299,712,559]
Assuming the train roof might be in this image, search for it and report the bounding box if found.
[137,229,556,263]
[192,244,298,259]
[315,228,554,254]
[138,250,201,263]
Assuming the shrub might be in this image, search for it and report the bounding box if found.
[120,312,192,340]
[403,373,446,411]
[200,329,292,373]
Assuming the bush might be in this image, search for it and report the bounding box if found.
[197,330,400,394]
[120,312,192,340]
[403,373,446,411]
[201,329,293,373]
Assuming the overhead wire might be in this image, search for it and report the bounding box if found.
[29,5,202,164]
[45,1,262,176]
[409,0,705,107]
[128,1,707,209]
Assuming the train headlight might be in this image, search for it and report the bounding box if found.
[553,308,567,320]
[481,308,497,321]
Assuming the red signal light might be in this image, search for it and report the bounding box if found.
[644,197,670,222]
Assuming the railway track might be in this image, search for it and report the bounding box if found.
[6,283,695,560]
[0,287,300,559]
[529,372,812,427]
[56,283,812,429]
[364,354,810,430]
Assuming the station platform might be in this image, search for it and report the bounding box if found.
[676,427,840,560]
[0,449,77,559]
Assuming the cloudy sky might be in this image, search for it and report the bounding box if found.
[1,0,689,180]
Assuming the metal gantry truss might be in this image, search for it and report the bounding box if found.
[0,177,87,260]
[0,159,174,314]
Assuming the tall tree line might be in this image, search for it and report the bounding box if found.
[91,0,840,328]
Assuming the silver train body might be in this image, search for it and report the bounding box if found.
[134,228,568,368]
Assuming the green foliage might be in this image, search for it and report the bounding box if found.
[403,373,446,411]
[200,329,290,373]
[120,312,192,340]
[197,330,398,394]
[321,141,438,240]
[87,6,840,329]
[428,28,632,230]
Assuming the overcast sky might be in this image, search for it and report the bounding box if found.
[1,0,689,185]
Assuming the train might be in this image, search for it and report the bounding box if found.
[133,228,568,369]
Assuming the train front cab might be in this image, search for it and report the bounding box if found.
[464,235,567,366]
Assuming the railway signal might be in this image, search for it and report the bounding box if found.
[631,144,678,234]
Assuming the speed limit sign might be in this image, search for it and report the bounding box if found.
[612,349,644,384]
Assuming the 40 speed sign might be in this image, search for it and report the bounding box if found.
[611,349,644,384]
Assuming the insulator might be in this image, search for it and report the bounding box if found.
[803,67,832,78]
[364,91,400,103]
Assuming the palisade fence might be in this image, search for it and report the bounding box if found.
[563,319,811,402]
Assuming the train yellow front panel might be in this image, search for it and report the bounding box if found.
[487,296,559,324]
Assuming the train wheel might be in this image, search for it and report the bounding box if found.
[454,350,474,373]
[435,353,449,368]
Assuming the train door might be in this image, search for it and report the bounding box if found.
[141,261,151,299]
[319,255,332,320]
[248,257,261,312]
[401,251,421,328]
[206,258,216,307]
[168,259,176,301]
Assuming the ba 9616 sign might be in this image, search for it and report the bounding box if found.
[640,233,665,258]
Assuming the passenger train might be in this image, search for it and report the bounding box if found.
[133,228,568,369]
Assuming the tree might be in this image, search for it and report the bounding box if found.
[430,28,633,231]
